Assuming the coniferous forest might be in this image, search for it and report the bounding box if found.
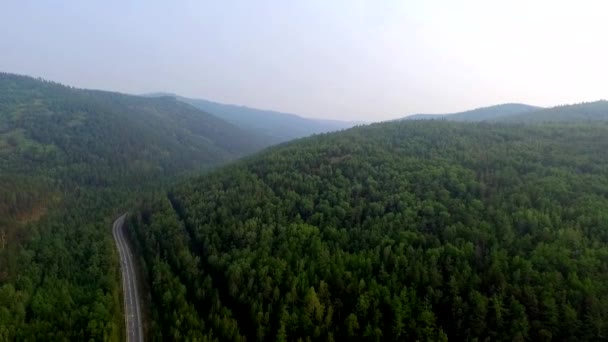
[130,121,608,341]
[5,1,608,340]
[0,73,270,340]
[3,73,608,341]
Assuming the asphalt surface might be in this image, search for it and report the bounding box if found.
[113,214,144,342]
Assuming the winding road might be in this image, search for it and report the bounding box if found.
[113,214,144,342]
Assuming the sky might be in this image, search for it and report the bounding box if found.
[1,0,607,121]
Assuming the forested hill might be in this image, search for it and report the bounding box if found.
[403,101,608,123]
[0,73,272,222]
[0,74,269,183]
[403,103,540,121]
[130,120,608,341]
[146,93,359,143]
[0,73,272,340]
[498,100,608,123]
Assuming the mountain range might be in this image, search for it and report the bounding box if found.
[403,103,541,121]
[402,101,608,123]
[2,71,608,341]
[145,92,361,143]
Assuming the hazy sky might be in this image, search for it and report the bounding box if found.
[2,1,607,121]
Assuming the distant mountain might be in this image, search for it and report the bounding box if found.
[404,103,541,121]
[498,100,608,123]
[145,93,360,143]
[403,101,608,124]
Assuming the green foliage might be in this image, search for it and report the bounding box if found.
[0,73,269,188]
[133,120,608,341]
[405,103,539,121]
[406,100,608,123]
[0,73,269,340]
[499,100,608,123]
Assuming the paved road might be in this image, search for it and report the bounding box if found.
[113,214,144,342]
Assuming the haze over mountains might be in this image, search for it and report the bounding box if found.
[403,103,541,121]
[402,101,608,123]
[145,93,361,143]
[497,100,608,123]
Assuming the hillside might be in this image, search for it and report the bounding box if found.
[130,120,608,341]
[0,73,271,221]
[0,73,272,340]
[147,93,359,143]
[404,101,608,124]
[1,76,269,175]
[404,103,540,121]
[498,100,608,123]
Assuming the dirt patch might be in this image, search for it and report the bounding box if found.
[15,204,48,224]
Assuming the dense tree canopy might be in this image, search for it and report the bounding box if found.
[499,100,608,123]
[3,71,608,341]
[0,73,270,340]
[404,103,540,121]
[131,121,608,341]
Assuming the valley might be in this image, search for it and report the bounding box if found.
[4,2,607,340]
[0,73,355,341]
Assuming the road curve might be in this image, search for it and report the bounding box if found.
[113,214,144,342]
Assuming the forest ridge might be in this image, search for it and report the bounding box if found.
[1,73,608,340]
[131,121,608,341]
